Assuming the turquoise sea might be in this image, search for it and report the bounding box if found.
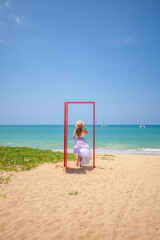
[0,125,160,155]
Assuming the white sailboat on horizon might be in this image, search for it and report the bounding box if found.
[101,117,107,128]
[140,124,146,128]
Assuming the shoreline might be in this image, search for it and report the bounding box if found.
[1,145,160,155]
[56,148,160,155]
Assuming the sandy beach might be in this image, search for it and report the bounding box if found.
[0,154,160,240]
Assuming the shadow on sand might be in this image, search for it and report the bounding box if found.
[66,165,94,174]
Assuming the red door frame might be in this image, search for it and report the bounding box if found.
[64,102,95,172]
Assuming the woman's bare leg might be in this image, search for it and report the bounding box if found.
[80,157,82,167]
[76,155,79,166]
[76,155,82,167]
[78,156,81,166]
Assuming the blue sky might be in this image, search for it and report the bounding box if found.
[0,0,160,125]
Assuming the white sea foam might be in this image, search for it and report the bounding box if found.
[142,148,160,152]
[52,148,160,155]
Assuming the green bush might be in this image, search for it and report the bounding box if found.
[0,146,76,172]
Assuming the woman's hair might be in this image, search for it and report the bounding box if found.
[75,120,84,137]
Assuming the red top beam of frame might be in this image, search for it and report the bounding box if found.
[67,102,95,104]
[64,101,95,172]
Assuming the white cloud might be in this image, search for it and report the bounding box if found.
[4,1,11,8]
[117,37,132,45]
[15,16,20,24]
[0,39,5,43]
[0,1,28,26]
[123,37,132,44]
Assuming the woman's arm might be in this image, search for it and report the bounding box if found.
[73,130,76,139]
[83,125,88,134]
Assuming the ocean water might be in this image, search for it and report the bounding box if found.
[0,125,160,155]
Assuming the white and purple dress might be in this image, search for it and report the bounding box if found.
[73,133,90,165]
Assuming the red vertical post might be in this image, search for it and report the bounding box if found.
[93,102,95,168]
[64,102,68,172]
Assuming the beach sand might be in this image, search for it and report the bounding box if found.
[0,154,160,240]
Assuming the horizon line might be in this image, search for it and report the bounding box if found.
[0,124,160,126]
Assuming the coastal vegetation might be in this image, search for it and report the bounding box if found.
[0,146,76,172]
